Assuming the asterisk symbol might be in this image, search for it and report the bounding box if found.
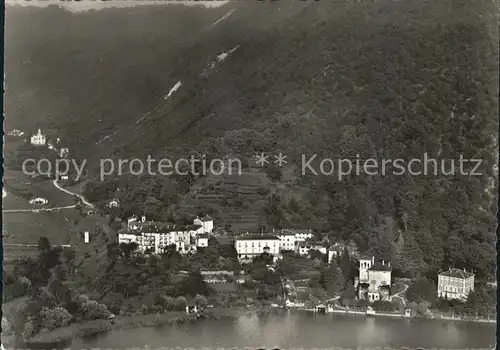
[255,153,270,167]
[274,153,288,167]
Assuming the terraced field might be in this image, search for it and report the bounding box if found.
[177,165,272,232]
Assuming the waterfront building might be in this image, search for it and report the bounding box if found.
[235,233,280,262]
[30,129,46,146]
[437,268,475,300]
[358,256,392,301]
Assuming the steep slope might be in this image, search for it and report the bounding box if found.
[4,0,498,279]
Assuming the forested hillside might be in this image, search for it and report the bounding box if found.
[4,0,498,280]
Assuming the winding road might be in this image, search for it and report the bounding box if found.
[2,179,93,213]
[390,282,409,306]
[52,179,94,208]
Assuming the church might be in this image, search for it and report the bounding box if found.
[30,129,46,146]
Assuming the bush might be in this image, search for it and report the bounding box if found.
[194,294,208,308]
[81,300,112,320]
[174,296,187,311]
[40,306,73,331]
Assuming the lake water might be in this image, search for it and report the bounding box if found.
[72,312,496,349]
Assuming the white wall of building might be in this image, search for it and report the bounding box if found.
[30,129,46,146]
[278,234,295,251]
[437,274,475,299]
[359,258,373,283]
[236,237,280,260]
[193,218,213,233]
[197,237,209,247]
[367,270,391,290]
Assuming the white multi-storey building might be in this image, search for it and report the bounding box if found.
[30,129,46,146]
[437,268,475,300]
[118,220,200,255]
[277,232,295,251]
[235,234,280,262]
[193,215,214,233]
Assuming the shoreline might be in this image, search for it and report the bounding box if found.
[6,306,495,348]
[299,307,497,324]
[16,307,253,348]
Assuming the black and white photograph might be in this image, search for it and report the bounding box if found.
[1,0,498,349]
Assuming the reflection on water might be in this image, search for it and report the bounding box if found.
[73,312,496,349]
[356,317,389,346]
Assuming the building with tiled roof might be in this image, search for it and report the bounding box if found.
[193,215,214,233]
[438,268,475,300]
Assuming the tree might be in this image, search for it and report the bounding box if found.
[178,271,212,297]
[40,306,73,331]
[37,237,51,252]
[48,279,71,304]
[342,282,356,306]
[395,233,428,278]
[323,259,344,294]
[174,296,187,311]
[194,294,208,308]
[119,242,139,260]
[163,296,175,311]
[406,277,437,304]
[61,247,75,277]
[81,300,112,320]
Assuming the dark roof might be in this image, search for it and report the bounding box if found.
[328,243,346,252]
[201,215,214,222]
[368,263,392,271]
[236,234,280,241]
[439,268,474,279]
[359,255,373,260]
[280,228,313,235]
[129,223,201,233]
[298,242,324,248]
[278,231,295,236]
[210,283,238,292]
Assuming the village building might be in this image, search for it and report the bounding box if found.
[30,129,46,146]
[118,218,202,255]
[279,228,314,242]
[235,233,280,262]
[29,197,48,205]
[200,270,234,283]
[437,268,475,300]
[106,199,120,208]
[295,242,327,256]
[7,129,24,137]
[277,231,295,251]
[328,243,346,263]
[357,256,392,302]
[196,234,209,248]
[59,148,69,158]
[193,215,214,233]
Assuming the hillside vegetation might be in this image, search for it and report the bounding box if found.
[4,0,498,280]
